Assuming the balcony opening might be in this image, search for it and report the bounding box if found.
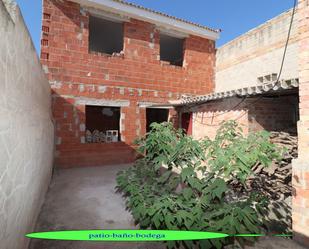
[85,105,121,143]
[160,33,184,67]
[89,15,123,55]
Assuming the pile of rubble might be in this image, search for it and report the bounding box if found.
[249,131,297,200]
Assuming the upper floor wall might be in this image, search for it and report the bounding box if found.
[41,0,216,96]
[216,8,299,92]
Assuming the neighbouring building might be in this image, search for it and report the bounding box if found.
[216,8,299,92]
[174,7,299,140]
[41,0,219,167]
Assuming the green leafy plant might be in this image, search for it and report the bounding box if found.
[116,121,282,249]
[201,121,282,184]
[134,122,205,170]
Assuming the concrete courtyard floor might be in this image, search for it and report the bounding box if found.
[28,164,306,249]
[29,164,164,249]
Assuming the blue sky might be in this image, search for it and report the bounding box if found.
[16,0,294,54]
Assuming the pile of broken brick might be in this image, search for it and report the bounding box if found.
[249,131,296,201]
[225,131,296,203]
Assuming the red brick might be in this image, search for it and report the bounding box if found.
[41,0,215,167]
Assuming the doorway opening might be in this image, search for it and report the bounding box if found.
[146,108,169,132]
[181,112,192,135]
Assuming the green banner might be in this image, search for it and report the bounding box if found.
[26,230,293,241]
[26,230,229,241]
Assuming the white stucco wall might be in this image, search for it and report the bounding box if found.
[0,1,54,249]
[216,8,299,92]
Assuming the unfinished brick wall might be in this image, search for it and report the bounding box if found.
[292,0,309,245]
[183,95,298,140]
[216,8,299,92]
[41,0,215,167]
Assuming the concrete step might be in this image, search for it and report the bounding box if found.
[57,142,134,152]
[55,148,136,168]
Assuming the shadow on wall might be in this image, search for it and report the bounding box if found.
[190,94,298,138]
[248,94,299,134]
[51,89,180,168]
[51,91,138,168]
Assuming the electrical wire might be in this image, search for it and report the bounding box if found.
[277,0,297,83]
[191,0,298,127]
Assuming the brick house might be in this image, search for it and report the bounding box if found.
[41,0,219,167]
[3,0,309,248]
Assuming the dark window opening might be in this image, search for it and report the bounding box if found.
[89,16,124,55]
[146,108,169,132]
[160,34,184,67]
[85,105,121,143]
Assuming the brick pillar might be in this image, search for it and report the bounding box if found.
[293,0,309,245]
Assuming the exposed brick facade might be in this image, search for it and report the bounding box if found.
[41,0,216,167]
[180,95,298,140]
[292,0,309,245]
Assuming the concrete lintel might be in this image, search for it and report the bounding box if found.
[138,101,173,109]
[71,0,220,40]
[76,97,130,107]
[158,27,189,39]
[83,5,129,22]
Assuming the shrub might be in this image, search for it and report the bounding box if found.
[116,121,282,249]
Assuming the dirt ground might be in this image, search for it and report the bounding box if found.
[28,164,306,249]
